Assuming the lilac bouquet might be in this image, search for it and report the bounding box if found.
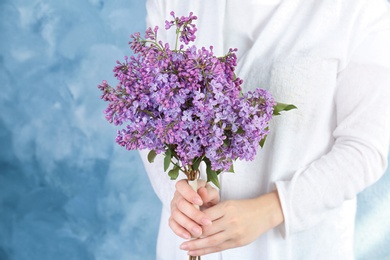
[98,12,295,188]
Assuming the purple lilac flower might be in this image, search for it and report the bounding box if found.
[98,11,276,175]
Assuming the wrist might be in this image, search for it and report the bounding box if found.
[255,190,284,229]
[269,190,284,228]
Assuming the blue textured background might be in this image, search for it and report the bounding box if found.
[0,1,389,259]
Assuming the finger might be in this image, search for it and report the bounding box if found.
[187,239,238,257]
[171,207,204,238]
[204,183,220,201]
[198,184,219,208]
[176,197,212,226]
[168,217,191,240]
[198,187,209,210]
[200,217,226,237]
[202,203,225,221]
[176,179,203,206]
[180,230,227,253]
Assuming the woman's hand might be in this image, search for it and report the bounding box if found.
[179,190,284,256]
[169,179,220,239]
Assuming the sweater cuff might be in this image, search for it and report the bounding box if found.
[273,165,322,238]
[274,180,290,238]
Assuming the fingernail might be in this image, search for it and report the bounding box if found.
[182,233,191,240]
[192,226,201,236]
[180,244,189,250]
[201,218,212,226]
[193,197,202,205]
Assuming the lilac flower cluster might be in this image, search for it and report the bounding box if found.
[98,11,276,176]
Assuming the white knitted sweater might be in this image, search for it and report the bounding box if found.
[140,0,390,259]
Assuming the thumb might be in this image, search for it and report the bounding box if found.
[175,179,203,206]
[198,183,219,208]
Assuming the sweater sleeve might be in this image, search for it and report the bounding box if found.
[140,150,188,211]
[275,22,390,236]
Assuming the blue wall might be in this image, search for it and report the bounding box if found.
[0,1,160,259]
[0,0,389,259]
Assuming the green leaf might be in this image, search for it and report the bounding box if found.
[168,165,180,180]
[273,102,297,116]
[164,148,172,172]
[147,150,157,163]
[259,135,267,148]
[236,127,245,134]
[192,157,202,171]
[206,160,220,188]
[259,127,269,148]
[228,163,235,173]
[223,138,229,147]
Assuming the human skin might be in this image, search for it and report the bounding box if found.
[170,179,285,256]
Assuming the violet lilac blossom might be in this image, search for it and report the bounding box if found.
[98,11,294,186]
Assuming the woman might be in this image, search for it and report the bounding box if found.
[140,0,390,259]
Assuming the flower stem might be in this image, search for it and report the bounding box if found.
[175,28,180,51]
